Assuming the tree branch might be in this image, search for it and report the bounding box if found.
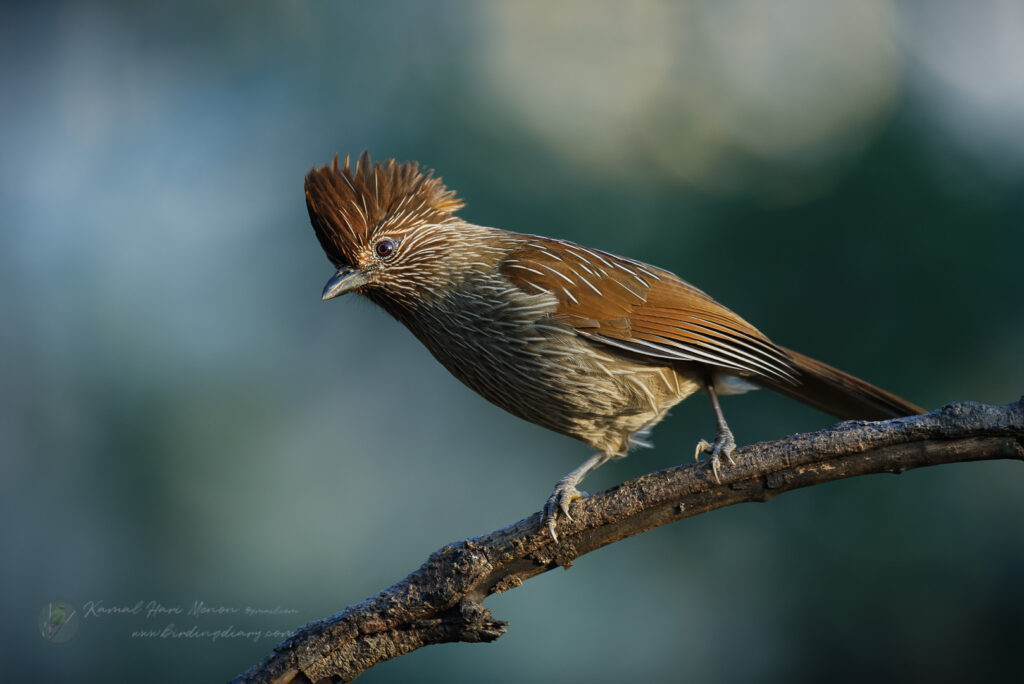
[232,399,1024,684]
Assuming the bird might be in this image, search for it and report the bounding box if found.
[304,151,924,540]
[46,603,67,639]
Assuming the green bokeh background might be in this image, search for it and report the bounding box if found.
[3,2,1022,682]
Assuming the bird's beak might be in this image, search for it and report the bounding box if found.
[321,266,370,300]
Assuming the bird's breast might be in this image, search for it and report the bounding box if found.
[397,275,700,453]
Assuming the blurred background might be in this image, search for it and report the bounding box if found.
[3,1,1023,682]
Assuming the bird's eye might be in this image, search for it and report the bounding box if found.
[375,239,396,259]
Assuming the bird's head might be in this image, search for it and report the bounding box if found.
[304,151,468,307]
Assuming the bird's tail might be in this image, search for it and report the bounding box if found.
[760,348,925,420]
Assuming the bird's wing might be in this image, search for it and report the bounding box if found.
[501,236,797,384]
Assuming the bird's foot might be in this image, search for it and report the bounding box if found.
[694,428,737,484]
[542,478,588,542]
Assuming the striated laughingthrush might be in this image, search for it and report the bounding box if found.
[304,152,925,539]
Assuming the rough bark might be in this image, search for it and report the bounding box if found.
[232,398,1024,684]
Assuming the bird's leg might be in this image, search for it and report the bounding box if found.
[694,380,737,484]
[543,452,611,542]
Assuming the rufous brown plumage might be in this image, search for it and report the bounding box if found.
[304,152,925,539]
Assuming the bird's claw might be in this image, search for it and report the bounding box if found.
[542,479,587,542]
[694,429,737,484]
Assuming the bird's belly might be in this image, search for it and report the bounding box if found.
[416,317,700,454]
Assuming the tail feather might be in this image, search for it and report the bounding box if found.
[762,348,925,420]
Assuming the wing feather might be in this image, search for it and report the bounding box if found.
[501,236,797,383]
